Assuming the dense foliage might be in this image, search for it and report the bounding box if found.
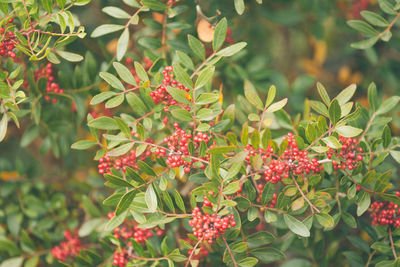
[1,0,400,267]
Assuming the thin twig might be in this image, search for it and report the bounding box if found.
[222,237,238,267]
[185,239,202,267]
[389,227,398,259]
[291,174,320,213]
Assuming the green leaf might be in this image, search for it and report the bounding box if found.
[102,6,131,19]
[216,42,247,57]
[368,82,378,112]
[309,100,329,117]
[376,96,400,115]
[166,87,190,104]
[171,108,192,122]
[360,11,389,27]
[20,126,39,147]
[114,62,136,85]
[382,125,391,148]
[336,126,363,138]
[145,185,157,212]
[56,50,84,62]
[322,136,341,149]
[266,98,288,113]
[100,72,125,91]
[374,171,392,193]
[195,66,214,89]
[196,93,220,105]
[88,116,118,130]
[250,247,285,263]
[138,161,156,176]
[105,210,127,231]
[390,150,400,164]
[238,257,258,267]
[223,181,241,195]
[105,94,124,108]
[0,257,23,267]
[134,62,149,82]
[213,18,227,51]
[188,35,205,60]
[117,28,129,61]
[328,99,341,125]
[357,192,371,216]
[315,213,334,229]
[138,37,162,49]
[71,140,97,150]
[247,232,274,249]
[317,82,330,106]
[378,0,397,15]
[336,84,356,105]
[350,36,379,49]
[176,51,195,70]
[126,93,147,116]
[104,173,134,188]
[116,190,137,215]
[91,92,116,105]
[225,162,242,181]
[172,63,193,89]
[173,190,186,213]
[342,212,357,228]
[265,85,276,108]
[208,146,235,154]
[234,0,245,15]
[126,167,146,184]
[247,207,258,221]
[244,80,263,110]
[283,214,310,237]
[142,0,167,11]
[347,20,378,36]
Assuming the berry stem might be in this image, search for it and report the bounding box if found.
[185,239,202,267]
[222,237,238,267]
[365,250,376,267]
[389,227,398,259]
[291,174,320,213]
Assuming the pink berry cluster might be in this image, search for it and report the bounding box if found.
[189,204,236,244]
[370,195,400,228]
[51,230,82,262]
[246,133,321,184]
[149,66,191,112]
[98,137,153,174]
[154,123,208,173]
[0,18,18,59]
[327,136,363,170]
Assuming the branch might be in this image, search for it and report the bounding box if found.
[222,237,238,267]
[291,174,320,213]
[185,239,202,267]
[389,227,398,259]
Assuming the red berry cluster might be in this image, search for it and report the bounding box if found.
[370,199,400,228]
[149,66,191,112]
[352,0,369,18]
[189,206,236,244]
[246,133,321,184]
[327,136,363,170]
[51,230,82,262]
[187,245,209,261]
[0,18,18,59]
[113,249,128,267]
[98,138,153,174]
[108,213,164,267]
[32,63,64,103]
[245,145,274,163]
[154,123,208,173]
[125,57,152,85]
